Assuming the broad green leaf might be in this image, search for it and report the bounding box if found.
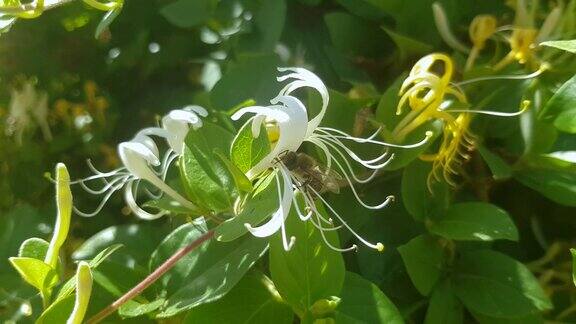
[180,122,237,213]
[452,249,552,317]
[540,74,576,133]
[72,224,168,268]
[160,0,217,28]
[398,234,444,296]
[0,205,47,273]
[383,28,433,63]
[18,237,49,260]
[143,196,194,215]
[215,171,278,242]
[119,299,165,318]
[429,202,518,241]
[92,261,147,299]
[230,122,271,174]
[540,40,576,53]
[214,150,253,193]
[9,257,57,292]
[237,0,286,52]
[334,271,404,324]
[473,312,544,324]
[324,12,390,58]
[424,280,463,324]
[211,54,280,110]
[269,197,345,315]
[515,168,576,207]
[56,244,123,301]
[36,294,75,324]
[477,145,513,180]
[571,248,576,287]
[401,160,449,221]
[184,271,293,324]
[151,223,268,317]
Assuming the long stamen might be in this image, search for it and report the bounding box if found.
[446,100,530,116]
[78,175,129,195]
[315,136,394,171]
[308,137,378,184]
[455,66,546,87]
[315,133,393,168]
[310,187,385,252]
[318,127,433,149]
[314,141,395,209]
[73,177,129,217]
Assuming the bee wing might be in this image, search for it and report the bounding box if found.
[313,165,341,194]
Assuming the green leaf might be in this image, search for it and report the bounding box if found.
[211,54,280,110]
[9,257,57,292]
[540,74,576,133]
[477,145,513,180]
[429,202,518,241]
[238,0,286,52]
[452,249,552,318]
[215,171,278,242]
[56,244,123,301]
[230,122,271,174]
[540,40,576,53]
[214,150,253,193]
[151,223,268,317]
[160,0,217,28]
[18,237,49,260]
[424,280,463,324]
[398,234,444,296]
[401,160,449,221]
[515,168,576,207]
[143,196,194,215]
[184,271,294,324]
[72,224,168,268]
[324,12,390,58]
[269,196,345,315]
[383,28,433,63]
[119,299,165,318]
[180,122,238,212]
[334,271,404,324]
[36,294,75,324]
[570,249,576,286]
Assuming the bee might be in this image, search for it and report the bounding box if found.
[277,151,341,194]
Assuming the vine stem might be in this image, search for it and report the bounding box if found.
[85,229,215,324]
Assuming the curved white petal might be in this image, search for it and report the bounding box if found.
[124,180,168,220]
[235,98,308,178]
[245,166,293,237]
[276,67,329,138]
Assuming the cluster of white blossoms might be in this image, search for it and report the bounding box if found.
[73,106,207,220]
[231,68,431,252]
[6,79,52,145]
[74,67,431,252]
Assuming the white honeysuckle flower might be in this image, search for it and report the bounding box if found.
[6,81,36,144]
[233,67,432,252]
[6,80,53,144]
[72,107,206,220]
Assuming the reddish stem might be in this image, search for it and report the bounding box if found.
[86,230,215,324]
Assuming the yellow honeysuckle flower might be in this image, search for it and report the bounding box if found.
[420,113,475,191]
[466,15,498,70]
[393,53,531,191]
[66,261,93,324]
[495,0,562,70]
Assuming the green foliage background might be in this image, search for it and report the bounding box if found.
[1,0,576,323]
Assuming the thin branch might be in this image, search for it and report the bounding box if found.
[85,230,215,324]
